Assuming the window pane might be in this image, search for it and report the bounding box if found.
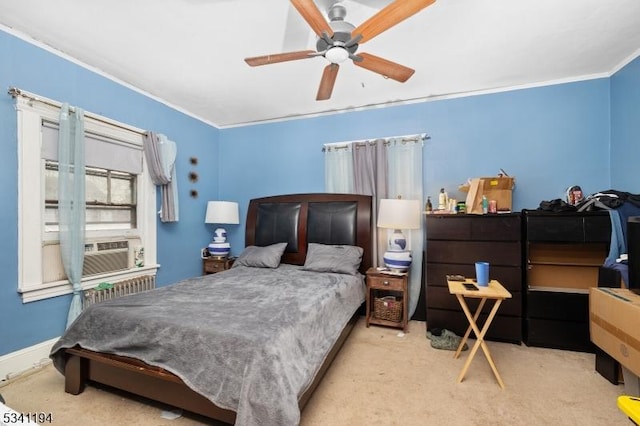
[44,161,137,232]
[86,173,108,204]
[44,206,58,233]
[86,206,134,230]
[45,166,58,201]
[111,174,134,204]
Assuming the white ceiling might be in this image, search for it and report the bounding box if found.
[1,0,639,128]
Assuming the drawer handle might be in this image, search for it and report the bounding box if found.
[383,280,390,286]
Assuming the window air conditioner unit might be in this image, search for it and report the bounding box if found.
[82,240,129,277]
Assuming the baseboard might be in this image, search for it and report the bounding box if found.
[0,338,59,382]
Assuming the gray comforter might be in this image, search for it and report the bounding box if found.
[50,264,365,426]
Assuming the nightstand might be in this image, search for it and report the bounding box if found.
[202,257,235,275]
[365,267,408,332]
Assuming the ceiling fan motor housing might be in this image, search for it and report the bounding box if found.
[316,4,358,54]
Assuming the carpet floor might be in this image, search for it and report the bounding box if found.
[0,319,629,425]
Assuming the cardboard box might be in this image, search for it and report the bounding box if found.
[589,288,640,377]
[459,177,515,214]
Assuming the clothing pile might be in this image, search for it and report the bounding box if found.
[426,328,468,351]
[538,189,640,213]
[538,189,640,287]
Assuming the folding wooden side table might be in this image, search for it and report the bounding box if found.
[447,278,512,388]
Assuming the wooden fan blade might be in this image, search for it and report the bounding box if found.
[354,52,415,82]
[291,0,334,38]
[352,0,435,44]
[244,50,317,66]
[316,64,339,101]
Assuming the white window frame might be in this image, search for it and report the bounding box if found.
[15,92,158,303]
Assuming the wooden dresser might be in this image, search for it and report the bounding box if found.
[425,213,523,344]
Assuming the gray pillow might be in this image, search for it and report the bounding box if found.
[233,242,287,268]
[303,243,363,275]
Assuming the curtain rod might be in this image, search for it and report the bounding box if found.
[7,87,147,136]
[322,133,430,152]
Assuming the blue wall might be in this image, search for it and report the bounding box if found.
[220,79,612,251]
[611,56,640,189]
[1,26,638,358]
[0,31,220,355]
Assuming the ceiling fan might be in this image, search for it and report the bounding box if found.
[244,0,436,101]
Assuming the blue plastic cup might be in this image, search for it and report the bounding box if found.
[475,262,490,286]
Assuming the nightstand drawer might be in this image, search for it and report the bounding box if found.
[202,257,234,275]
[204,261,226,273]
[367,274,404,291]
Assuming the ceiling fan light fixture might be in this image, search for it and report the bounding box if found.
[325,46,349,64]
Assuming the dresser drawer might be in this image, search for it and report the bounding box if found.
[367,274,405,291]
[525,212,610,243]
[426,285,522,316]
[427,309,522,344]
[425,263,522,292]
[426,240,521,266]
[426,214,521,241]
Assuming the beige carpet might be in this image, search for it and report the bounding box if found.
[0,319,629,425]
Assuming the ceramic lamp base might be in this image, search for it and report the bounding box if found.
[383,250,412,271]
[208,242,230,258]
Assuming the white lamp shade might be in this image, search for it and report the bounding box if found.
[377,199,421,230]
[205,201,240,225]
[378,198,420,271]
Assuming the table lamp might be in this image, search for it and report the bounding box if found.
[377,198,421,271]
[205,201,240,258]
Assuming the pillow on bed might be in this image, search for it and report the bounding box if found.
[302,243,364,275]
[233,242,287,268]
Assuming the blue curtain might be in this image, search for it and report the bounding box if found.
[59,104,86,328]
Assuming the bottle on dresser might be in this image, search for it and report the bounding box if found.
[438,188,448,210]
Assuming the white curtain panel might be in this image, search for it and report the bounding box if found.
[324,144,354,193]
[387,136,424,318]
[325,135,425,318]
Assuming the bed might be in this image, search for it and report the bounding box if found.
[50,193,372,425]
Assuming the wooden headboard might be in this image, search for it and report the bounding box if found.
[245,193,373,273]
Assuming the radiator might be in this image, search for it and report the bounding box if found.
[83,275,156,309]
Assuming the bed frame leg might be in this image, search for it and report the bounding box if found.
[64,353,87,395]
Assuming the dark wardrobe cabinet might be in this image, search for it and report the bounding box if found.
[523,210,611,352]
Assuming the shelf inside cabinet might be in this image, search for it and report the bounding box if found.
[528,243,608,266]
[527,242,607,291]
[528,286,589,294]
[527,263,602,290]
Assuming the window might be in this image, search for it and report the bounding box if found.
[44,161,137,233]
[15,90,158,302]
